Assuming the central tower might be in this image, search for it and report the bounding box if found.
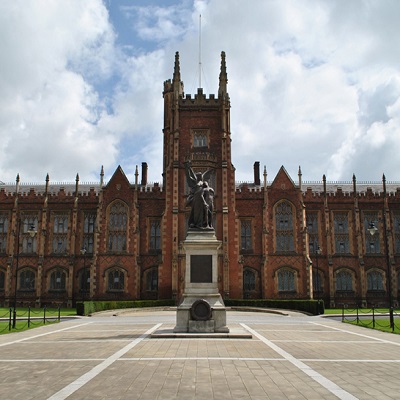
[161,52,238,302]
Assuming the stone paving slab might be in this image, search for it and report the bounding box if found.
[125,331,278,359]
[65,359,336,400]
[279,340,400,360]
[151,325,252,339]
[0,311,399,399]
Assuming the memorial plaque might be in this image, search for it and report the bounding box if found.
[190,255,212,283]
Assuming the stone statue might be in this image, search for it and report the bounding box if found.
[184,161,214,229]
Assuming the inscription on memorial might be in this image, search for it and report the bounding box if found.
[190,255,212,283]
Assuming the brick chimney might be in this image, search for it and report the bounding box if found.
[254,161,260,186]
[141,162,148,186]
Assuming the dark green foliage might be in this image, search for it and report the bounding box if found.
[76,299,324,316]
[76,299,175,316]
[224,299,324,315]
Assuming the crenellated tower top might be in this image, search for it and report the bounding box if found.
[163,51,184,97]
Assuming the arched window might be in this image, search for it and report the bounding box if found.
[364,213,380,254]
[49,269,66,291]
[278,269,295,292]
[0,269,5,290]
[107,269,125,291]
[336,270,353,291]
[275,201,294,253]
[394,212,400,254]
[0,213,8,254]
[149,220,161,251]
[241,220,252,252]
[52,213,69,254]
[19,269,35,291]
[107,202,127,253]
[193,131,208,147]
[367,270,384,291]
[83,212,96,253]
[243,268,256,292]
[21,214,38,254]
[145,268,158,291]
[334,213,350,254]
[306,212,319,253]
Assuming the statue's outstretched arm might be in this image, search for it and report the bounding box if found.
[184,161,197,187]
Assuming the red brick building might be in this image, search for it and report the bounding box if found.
[1,52,400,308]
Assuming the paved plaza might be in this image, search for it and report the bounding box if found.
[0,309,399,399]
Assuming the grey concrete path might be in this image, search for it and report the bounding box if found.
[0,310,399,399]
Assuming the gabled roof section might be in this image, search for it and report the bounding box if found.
[106,165,130,188]
[270,166,296,189]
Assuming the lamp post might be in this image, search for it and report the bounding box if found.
[13,220,37,328]
[315,245,322,301]
[368,220,394,330]
[80,247,87,301]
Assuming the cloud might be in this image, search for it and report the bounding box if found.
[120,2,193,43]
[339,76,400,180]
[1,0,400,185]
[180,0,400,182]
[0,0,117,182]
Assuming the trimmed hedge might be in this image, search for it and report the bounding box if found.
[76,299,175,316]
[224,299,324,315]
[76,298,324,316]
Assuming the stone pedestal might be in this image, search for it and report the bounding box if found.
[174,230,229,333]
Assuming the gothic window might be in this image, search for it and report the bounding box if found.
[49,269,66,291]
[240,220,252,252]
[145,268,158,291]
[52,213,69,254]
[393,212,400,254]
[83,212,96,253]
[275,201,295,253]
[367,270,384,291]
[149,220,161,252]
[306,212,318,253]
[333,212,350,254]
[278,269,295,292]
[107,202,127,253]
[21,214,38,254]
[107,269,125,291]
[19,269,35,291]
[0,213,8,254]
[313,270,322,293]
[243,268,256,292]
[336,270,353,291]
[193,130,208,147]
[0,270,5,290]
[364,213,380,254]
[79,268,90,293]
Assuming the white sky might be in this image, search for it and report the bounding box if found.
[1,0,400,185]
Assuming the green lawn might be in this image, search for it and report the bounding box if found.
[324,308,400,315]
[327,307,400,334]
[0,319,62,335]
[0,307,77,317]
[344,318,400,334]
[0,307,77,335]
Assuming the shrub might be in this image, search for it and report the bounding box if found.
[76,299,324,316]
[224,299,324,315]
[76,299,175,316]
